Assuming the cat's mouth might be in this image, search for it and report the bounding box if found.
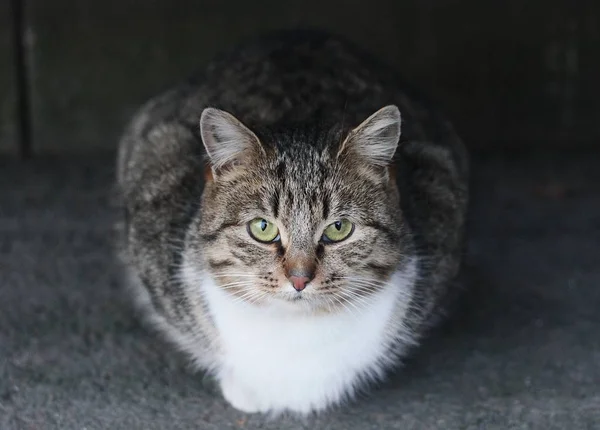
[275,289,307,302]
[270,291,329,314]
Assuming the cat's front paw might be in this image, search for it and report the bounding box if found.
[220,373,261,414]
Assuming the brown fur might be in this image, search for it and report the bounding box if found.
[116,28,469,383]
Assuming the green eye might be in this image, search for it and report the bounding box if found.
[247,218,280,243]
[322,219,354,243]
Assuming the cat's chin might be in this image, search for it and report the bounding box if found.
[262,293,340,316]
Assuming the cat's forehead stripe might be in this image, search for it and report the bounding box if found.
[271,190,280,219]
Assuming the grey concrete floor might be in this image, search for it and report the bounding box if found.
[1,150,599,429]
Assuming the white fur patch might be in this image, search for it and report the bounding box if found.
[182,259,417,415]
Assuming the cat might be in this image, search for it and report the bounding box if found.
[116,29,469,416]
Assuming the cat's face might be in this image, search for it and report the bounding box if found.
[187,106,409,313]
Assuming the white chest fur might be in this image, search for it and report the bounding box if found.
[191,263,416,415]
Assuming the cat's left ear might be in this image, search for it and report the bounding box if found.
[200,107,264,176]
[338,105,401,166]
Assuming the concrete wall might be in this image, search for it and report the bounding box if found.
[3,0,600,156]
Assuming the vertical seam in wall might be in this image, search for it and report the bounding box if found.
[10,0,32,159]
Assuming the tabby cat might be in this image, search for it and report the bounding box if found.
[116,29,469,415]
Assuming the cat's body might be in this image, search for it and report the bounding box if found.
[117,30,469,415]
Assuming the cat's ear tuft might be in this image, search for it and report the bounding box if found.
[338,105,401,166]
[200,107,263,174]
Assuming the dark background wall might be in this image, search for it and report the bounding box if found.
[1,0,598,156]
[1,1,16,154]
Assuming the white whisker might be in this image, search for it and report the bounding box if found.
[230,288,269,306]
[337,288,373,308]
[247,290,269,305]
[219,282,255,290]
[329,293,353,317]
[335,290,371,316]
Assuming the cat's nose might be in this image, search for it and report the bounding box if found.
[289,275,311,292]
[284,255,316,292]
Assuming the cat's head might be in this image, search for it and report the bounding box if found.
[187,105,410,313]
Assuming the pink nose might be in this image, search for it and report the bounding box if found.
[289,275,310,292]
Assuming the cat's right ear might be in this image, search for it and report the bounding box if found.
[200,108,264,177]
